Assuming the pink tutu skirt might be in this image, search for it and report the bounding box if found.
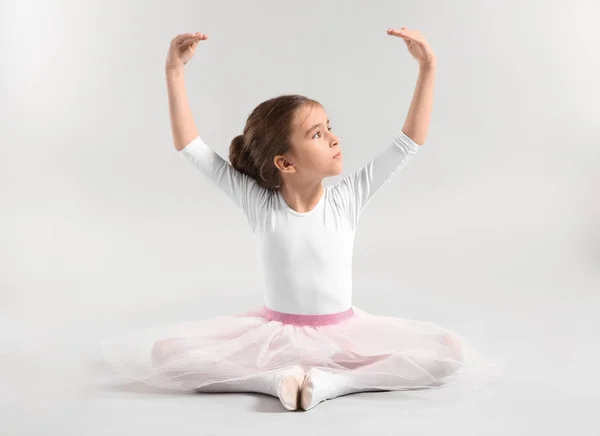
[98,305,504,393]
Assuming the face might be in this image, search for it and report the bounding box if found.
[275,104,342,181]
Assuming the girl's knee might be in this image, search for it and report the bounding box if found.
[439,333,465,363]
[428,333,465,381]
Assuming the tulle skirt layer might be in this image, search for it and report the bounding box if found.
[98,305,504,393]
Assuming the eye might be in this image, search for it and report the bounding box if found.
[312,126,332,139]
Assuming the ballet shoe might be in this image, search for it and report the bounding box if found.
[275,365,305,411]
[299,368,320,411]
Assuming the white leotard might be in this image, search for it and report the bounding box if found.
[179,131,420,315]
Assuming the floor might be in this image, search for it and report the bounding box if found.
[3,263,598,436]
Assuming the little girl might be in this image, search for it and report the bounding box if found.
[100,28,502,411]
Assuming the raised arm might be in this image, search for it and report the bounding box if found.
[165,33,266,228]
[166,32,207,151]
[387,27,436,144]
[334,27,436,228]
[335,131,420,228]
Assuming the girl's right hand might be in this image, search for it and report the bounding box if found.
[165,32,208,71]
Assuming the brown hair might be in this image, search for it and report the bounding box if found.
[228,94,320,190]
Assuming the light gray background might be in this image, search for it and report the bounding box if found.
[2,0,599,434]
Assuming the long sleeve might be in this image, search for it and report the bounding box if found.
[178,136,267,230]
[334,130,421,229]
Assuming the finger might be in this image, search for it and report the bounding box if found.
[181,36,198,45]
[181,34,207,46]
[401,30,425,43]
[386,28,410,39]
[175,33,208,46]
[392,29,425,46]
[174,33,195,44]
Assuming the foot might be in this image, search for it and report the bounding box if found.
[276,366,305,411]
[299,368,323,411]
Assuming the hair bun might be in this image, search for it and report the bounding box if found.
[233,134,245,149]
[228,94,320,190]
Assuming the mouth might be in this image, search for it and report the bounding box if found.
[333,152,341,159]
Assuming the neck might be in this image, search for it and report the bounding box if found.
[279,181,324,213]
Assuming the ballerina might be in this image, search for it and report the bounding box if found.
[100,27,501,411]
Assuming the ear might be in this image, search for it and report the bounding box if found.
[274,155,296,173]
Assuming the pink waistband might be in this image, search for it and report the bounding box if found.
[261,306,355,326]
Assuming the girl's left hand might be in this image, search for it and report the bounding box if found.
[387,27,436,67]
